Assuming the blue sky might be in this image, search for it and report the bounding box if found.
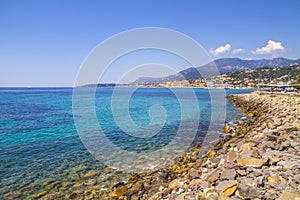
[1,0,300,86]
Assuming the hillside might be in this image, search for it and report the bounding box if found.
[132,58,300,84]
[222,65,300,87]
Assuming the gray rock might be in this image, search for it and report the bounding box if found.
[238,184,261,199]
[255,176,264,186]
[277,160,300,170]
[215,180,237,193]
[220,169,236,180]
[200,181,210,189]
[188,169,199,178]
[293,174,300,184]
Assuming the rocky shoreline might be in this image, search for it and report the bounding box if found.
[100,92,300,200]
[5,92,299,199]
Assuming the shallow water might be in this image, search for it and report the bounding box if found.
[0,87,252,198]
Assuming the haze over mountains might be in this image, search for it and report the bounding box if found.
[132,58,300,84]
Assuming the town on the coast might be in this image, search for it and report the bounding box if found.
[116,64,300,92]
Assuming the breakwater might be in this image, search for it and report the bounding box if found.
[102,92,300,200]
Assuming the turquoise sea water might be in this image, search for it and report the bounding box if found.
[0,87,252,197]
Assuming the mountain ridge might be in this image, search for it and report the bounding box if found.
[132,57,300,84]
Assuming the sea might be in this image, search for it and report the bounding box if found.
[0,87,252,198]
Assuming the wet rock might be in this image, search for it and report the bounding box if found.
[128,173,141,183]
[72,181,84,188]
[83,171,99,179]
[61,181,74,188]
[110,186,128,199]
[222,125,232,134]
[125,183,143,197]
[67,192,81,199]
[28,189,48,199]
[86,179,97,186]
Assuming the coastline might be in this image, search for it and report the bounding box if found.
[2,91,299,199]
[100,92,300,200]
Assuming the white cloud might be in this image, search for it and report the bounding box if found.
[232,48,246,55]
[209,43,231,56]
[251,40,285,56]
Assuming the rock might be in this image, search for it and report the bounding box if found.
[236,169,247,176]
[240,149,260,158]
[162,188,171,197]
[86,179,97,186]
[110,186,128,199]
[226,150,238,163]
[277,160,300,170]
[219,192,232,200]
[206,149,217,158]
[128,173,141,183]
[67,192,80,199]
[204,169,220,183]
[252,169,262,176]
[188,179,202,189]
[188,169,200,178]
[216,180,238,196]
[237,177,255,187]
[239,142,253,152]
[277,190,300,200]
[238,184,261,199]
[168,179,182,190]
[267,176,280,183]
[207,192,219,200]
[285,126,298,132]
[293,174,300,183]
[72,181,84,188]
[28,189,48,199]
[61,181,73,188]
[83,171,99,179]
[255,176,264,186]
[125,183,143,197]
[268,155,281,165]
[248,112,255,117]
[200,181,211,189]
[222,125,232,133]
[237,158,268,168]
[220,169,236,180]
